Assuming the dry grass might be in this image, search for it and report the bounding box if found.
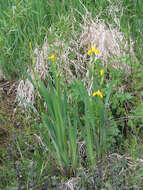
[15,7,136,107]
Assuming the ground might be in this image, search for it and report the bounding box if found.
[0,79,17,149]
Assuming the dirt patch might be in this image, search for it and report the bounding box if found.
[0,80,18,148]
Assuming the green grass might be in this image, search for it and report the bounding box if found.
[0,0,142,79]
[0,0,143,189]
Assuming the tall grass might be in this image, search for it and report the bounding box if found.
[37,73,79,175]
[28,56,113,175]
[120,0,143,62]
[0,0,142,79]
[1,0,143,188]
[0,0,49,79]
[0,0,94,79]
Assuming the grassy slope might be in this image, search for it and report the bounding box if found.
[0,0,143,189]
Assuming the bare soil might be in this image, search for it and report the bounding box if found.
[0,80,17,148]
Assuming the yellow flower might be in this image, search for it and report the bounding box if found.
[88,46,99,56]
[92,90,103,99]
[100,69,104,76]
[29,42,32,48]
[91,46,96,52]
[48,54,55,60]
[94,49,99,55]
[88,49,92,56]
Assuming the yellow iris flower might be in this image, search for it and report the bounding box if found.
[88,46,99,56]
[29,42,32,48]
[92,90,103,99]
[100,69,104,76]
[48,54,55,60]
